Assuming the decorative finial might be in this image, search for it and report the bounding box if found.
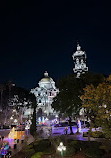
[77,43,81,51]
[44,71,48,77]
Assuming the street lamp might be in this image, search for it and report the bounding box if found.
[45,117,48,121]
[57,142,66,158]
[10,116,13,120]
[14,119,17,123]
[10,116,13,126]
[55,115,58,118]
[55,114,58,124]
[14,119,17,125]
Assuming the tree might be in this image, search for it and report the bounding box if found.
[0,84,5,111]
[30,94,37,136]
[52,72,104,134]
[0,82,37,126]
[80,72,104,87]
[9,85,37,135]
[8,86,33,124]
[78,72,104,123]
[80,75,111,139]
[52,74,82,134]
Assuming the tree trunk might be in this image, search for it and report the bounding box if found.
[68,116,74,135]
[0,91,3,111]
[30,106,36,136]
[88,131,90,141]
[88,120,92,141]
[4,106,8,125]
[0,91,3,127]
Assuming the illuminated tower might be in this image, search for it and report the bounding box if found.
[72,44,88,77]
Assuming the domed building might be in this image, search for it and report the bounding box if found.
[30,71,59,123]
[38,71,56,89]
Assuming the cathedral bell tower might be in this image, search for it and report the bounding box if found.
[72,43,88,78]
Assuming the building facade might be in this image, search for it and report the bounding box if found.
[31,71,59,122]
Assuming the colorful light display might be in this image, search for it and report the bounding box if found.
[8,127,25,139]
[0,141,10,156]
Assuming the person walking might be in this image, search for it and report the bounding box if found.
[65,127,68,135]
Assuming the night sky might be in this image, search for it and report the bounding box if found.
[0,1,111,89]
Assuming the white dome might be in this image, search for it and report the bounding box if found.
[39,71,55,89]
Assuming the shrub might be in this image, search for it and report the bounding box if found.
[23,143,33,151]
[99,141,111,155]
[24,148,35,158]
[43,144,55,154]
[84,141,104,158]
[49,136,61,149]
[84,147,103,158]
[34,139,51,152]
[66,140,82,153]
[63,146,76,156]
[83,132,88,137]
[91,131,105,138]
[63,140,81,156]
[31,152,43,158]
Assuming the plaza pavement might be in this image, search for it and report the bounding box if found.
[40,126,105,142]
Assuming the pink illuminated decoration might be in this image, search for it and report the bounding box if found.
[38,117,47,125]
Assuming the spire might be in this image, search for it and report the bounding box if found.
[77,43,81,51]
[44,71,48,77]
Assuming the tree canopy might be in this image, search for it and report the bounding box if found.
[52,72,104,118]
[52,74,82,118]
[52,72,104,134]
[80,75,111,138]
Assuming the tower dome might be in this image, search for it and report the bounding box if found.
[39,71,55,89]
[40,71,52,82]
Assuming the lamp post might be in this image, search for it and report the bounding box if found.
[10,116,13,120]
[57,142,66,158]
[13,109,16,112]
[55,114,58,124]
[14,119,18,126]
[10,116,13,125]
